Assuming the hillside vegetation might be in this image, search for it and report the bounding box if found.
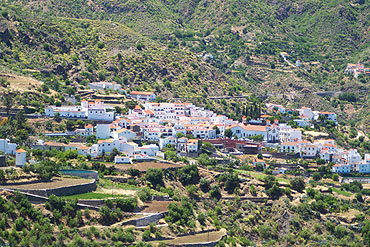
[1,0,370,127]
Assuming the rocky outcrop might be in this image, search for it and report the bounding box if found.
[0,22,11,43]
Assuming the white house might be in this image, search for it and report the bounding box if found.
[75,124,94,137]
[299,107,314,120]
[87,108,114,121]
[300,143,319,158]
[112,128,137,140]
[139,145,159,156]
[191,127,217,139]
[130,91,156,101]
[294,119,310,127]
[45,100,114,121]
[143,130,161,141]
[279,124,302,143]
[318,112,337,124]
[114,156,132,164]
[359,154,370,173]
[96,139,120,155]
[332,164,351,174]
[120,141,139,156]
[159,136,177,150]
[0,139,17,155]
[187,139,199,153]
[15,148,26,167]
[280,142,299,153]
[78,146,90,156]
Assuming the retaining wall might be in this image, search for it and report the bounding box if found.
[262,151,300,159]
[15,180,97,197]
[122,212,167,227]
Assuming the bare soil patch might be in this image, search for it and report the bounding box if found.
[0,177,93,190]
[140,201,179,213]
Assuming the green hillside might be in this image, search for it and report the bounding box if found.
[1,0,370,128]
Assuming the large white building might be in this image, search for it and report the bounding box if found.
[332,164,351,174]
[279,124,302,143]
[226,124,278,142]
[45,100,114,121]
[0,139,17,155]
[130,91,156,101]
[89,81,121,91]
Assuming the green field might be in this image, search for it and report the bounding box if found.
[98,178,139,190]
[60,192,129,200]
[331,187,352,197]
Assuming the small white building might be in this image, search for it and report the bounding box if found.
[96,139,120,155]
[75,124,94,137]
[89,81,121,91]
[294,119,310,127]
[318,112,337,124]
[16,148,27,167]
[78,146,90,156]
[120,142,139,156]
[114,156,132,164]
[139,145,159,156]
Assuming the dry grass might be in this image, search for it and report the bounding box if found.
[162,229,226,245]
[140,201,179,213]
[0,73,42,93]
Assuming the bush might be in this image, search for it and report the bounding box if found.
[114,198,138,212]
[127,168,141,177]
[142,230,151,240]
[138,187,152,202]
[219,171,239,193]
[200,178,210,192]
[145,168,163,187]
[178,164,199,185]
[290,177,305,192]
[312,172,322,182]
[209,184,221,200]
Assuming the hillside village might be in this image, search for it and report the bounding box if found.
[1,89,365,175]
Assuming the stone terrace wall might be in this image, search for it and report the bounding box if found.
[16,180,97,197]
[122,212,167,227]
